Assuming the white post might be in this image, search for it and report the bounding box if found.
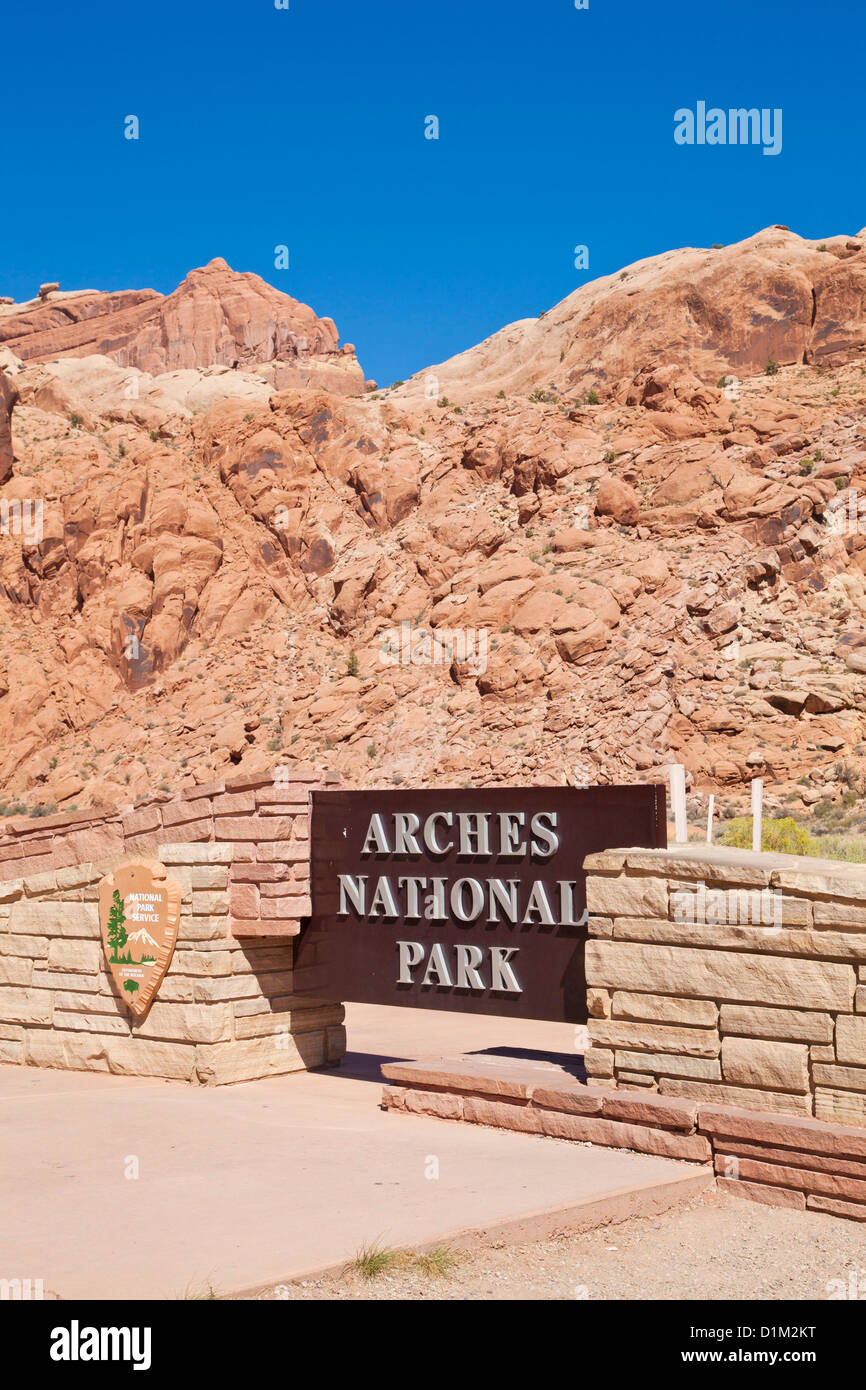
[668,764,687,844]
[706,793,715,845]
[751,778,763,853]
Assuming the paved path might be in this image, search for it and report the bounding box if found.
[0,1005,709,1299]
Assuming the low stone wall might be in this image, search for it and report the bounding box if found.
[381,1057,866,1222]
[0,767,341,937]
[584,844,866,1126]
[0,842,345,1083]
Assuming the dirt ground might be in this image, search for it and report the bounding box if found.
[252,1188,866,1301]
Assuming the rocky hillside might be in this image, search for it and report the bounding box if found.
[394,226,866,403]
[1,227,865,834]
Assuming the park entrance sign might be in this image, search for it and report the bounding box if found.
[98,859,182,1016]
[295,785,666,1023]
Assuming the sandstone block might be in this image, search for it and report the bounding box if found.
[211,792,256,815]
[721,1037,809,1093]
[613,991,718,1027]
[589,1018,719,1057]
[133,1001,233,1044]
[661,1078,813,1116]
[536,1108,711,1160]
[169,949,233,978]
[698,1103,866,1156]
[325,1024,346,1062]
[615,1049,721,1081]
[587,914,613,939]
[177,915,229,942]
[586,988,612,1018]
[812,1062,866,1092]
[530,1085,604,1116]
[463,1095,543,1134]
[48,939,100,974]
[215,816,292,841]
[256,841,309,863]
[392,1088,463,1121]
[155,977,196,1003]
[9,901,98,937]
[807,1194,866,1220]
[33,969,99,991]
[105,1036,197,1080]
[0,986,52,1025]
[191,890,228,916]
[195,1029,325,1084]
[586,939,855,1012]
[717,1176,806,1209]
[0,956,33,986]
[584,1046,614,1077]
[600,1091,699,1132]
[586,874,668,919]
[25,1027,109,1072]
[719,1004,832,1044]
[54,1012,131,1035]
[612,916,866,961]
[726,1154,866,1203]
[835,1015,866,1066]
[54,990,125,1014]
[162,798,213,828]
[122,806,162,837]
[160,844,233,865]
[815,1088,866,1127]
[228,884,260,919]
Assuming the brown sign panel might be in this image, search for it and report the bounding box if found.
[294,785,666,1023]
[98,859,182,1017]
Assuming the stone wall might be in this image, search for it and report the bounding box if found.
[0,766,346,1083]
[381,1057,866,1222]
[584,843,866,1126]
[0,842,345,1083]
[0,767,340,937]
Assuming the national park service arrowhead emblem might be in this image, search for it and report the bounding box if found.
[98,860,182,1016]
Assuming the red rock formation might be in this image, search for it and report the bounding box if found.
[2,226,866,832]
[0,368,17,483]
[395,226,866,404]
[0,259,364,393]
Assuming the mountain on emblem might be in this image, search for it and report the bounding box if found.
[98,860,182,1017]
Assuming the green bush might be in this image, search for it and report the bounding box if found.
[720,816,812,855]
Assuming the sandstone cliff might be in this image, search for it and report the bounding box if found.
[0,258,365,394]
[1,227,865,834]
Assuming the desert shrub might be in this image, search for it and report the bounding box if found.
[721,816,812,855]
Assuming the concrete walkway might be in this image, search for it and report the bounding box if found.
[0,1005,711,1299]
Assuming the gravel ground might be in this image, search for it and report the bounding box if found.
[252,1188,866,1301]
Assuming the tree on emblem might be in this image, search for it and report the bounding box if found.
[123,980,139,1001]
[107,889,128,963]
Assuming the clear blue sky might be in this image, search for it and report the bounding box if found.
[2,0,862,385]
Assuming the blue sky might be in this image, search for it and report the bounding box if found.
[2,0,863,385]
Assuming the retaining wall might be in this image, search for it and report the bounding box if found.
[0,768,345,1082]
[584,843,866,1126]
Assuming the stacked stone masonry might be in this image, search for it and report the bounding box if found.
[0,768,341,936]
[0,768,345,1082]
[584,843,866,1129]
